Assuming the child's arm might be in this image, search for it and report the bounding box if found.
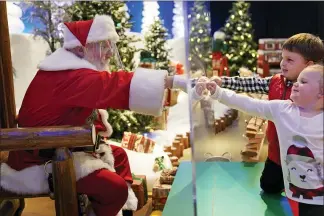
[219,76,272,94]
[210,86,281,121]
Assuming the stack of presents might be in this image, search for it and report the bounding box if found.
[122,132,189,211]
[241,95,268,162]
[130,167,178,211]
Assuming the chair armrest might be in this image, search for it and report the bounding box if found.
[0,125,97,151]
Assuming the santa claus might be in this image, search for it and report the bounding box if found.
[0,15,187,216]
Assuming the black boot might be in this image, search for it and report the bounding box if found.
[122,210,133,216]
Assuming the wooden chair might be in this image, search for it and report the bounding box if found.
[0,125,98,216]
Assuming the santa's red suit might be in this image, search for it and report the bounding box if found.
[0,15,176,216]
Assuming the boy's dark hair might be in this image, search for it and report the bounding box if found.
[282,33,324,63]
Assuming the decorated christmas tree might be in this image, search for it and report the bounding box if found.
[222,1,258,75]
[144,19,171,71]
[67,1,155,140]
[188,1,212,73]
[67,1,139,72]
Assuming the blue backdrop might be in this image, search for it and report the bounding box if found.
[21,1,210,39]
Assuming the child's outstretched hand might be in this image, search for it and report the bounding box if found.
[209,76,222,86]
[206,81,217,95]
[195,76,209,96]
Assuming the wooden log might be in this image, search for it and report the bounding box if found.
[246,143,259,149]
[248,137,263,144]
[186,132,191,148]
[255,131,265,139]
[245,130,257,138]
[170,156,178,163]
[246,123,259,132]
[165,146,172,152]
[172,140,181,158]
[179,143,184,157]
[176,133,183,138]
[0,126,96,151]
[255,118,264,126]
[172,140,180,149]
[172,161,180,167]
[241,148,258,157]
[183,136,189,149]
[166,152,172,157]
[52,148,79,216]
[0,1,16,129]
[171,147,177,157]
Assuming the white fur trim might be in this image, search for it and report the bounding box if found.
[122,182,138,211]
[87,15,119,44]
[38,48,97,71]
[173,74,188,93]
[63,15,119,49]
[129,68,167,117]
[94,144,115,172]
[63,25,83,49]
[213,31,225,40]
[97,109,113,138]
[0,151,113,194]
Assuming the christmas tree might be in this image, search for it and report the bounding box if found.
[222,1,258,76]
[20,1,72,55]
[67,1,155,140]
[67,1,139,72]
[188,1,212,73]
[144,19,171,71]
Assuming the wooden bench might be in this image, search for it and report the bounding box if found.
[0,125,98,216]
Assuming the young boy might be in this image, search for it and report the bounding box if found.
[211,33,324,194]
[205,64,324,216]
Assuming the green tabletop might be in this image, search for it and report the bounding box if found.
[163,161,293,216]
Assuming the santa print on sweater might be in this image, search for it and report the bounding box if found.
[286,137,324,201]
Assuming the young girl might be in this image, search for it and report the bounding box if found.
[197,64,324,216]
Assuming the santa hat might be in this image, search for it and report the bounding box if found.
[63,15,119,49]
[286,145,315,163]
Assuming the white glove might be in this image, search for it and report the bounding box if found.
[172,74,188,92]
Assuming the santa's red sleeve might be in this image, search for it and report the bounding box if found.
[57,68,167,117]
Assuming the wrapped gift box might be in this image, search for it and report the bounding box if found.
[152,181,172,210]
[121,132,155,153]
[165,89,180,107]
[131,174,148,210]
[153,108,169,130]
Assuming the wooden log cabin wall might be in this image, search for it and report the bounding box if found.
[0,1,16,129]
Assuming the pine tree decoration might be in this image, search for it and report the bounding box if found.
[67,1,155,140]
[20,1,72,55]
[67,1,139,72]
[144,19,171,71]
[188,1,212,72]
[222,1,258,76]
